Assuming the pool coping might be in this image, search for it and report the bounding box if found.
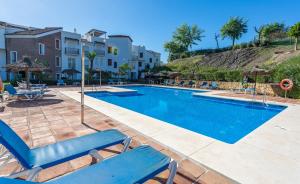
[61,85,300,184]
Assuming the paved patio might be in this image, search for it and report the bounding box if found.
[218,92,300,104]
[0,87,236,184]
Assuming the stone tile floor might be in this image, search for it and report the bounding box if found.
[0,87,236,184]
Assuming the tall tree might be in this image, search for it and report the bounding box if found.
[288,22,300,51]
[164,24,204,61]
[261,23,286,44]
[221,17,248,48]
[87,51,97,82]
[173,24,204,50]
[164,41,185,55]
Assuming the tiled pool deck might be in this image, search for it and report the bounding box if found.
[0,86,236,184]
[61,85,300,184]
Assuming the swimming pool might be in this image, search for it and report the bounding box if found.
[86,86,286,144]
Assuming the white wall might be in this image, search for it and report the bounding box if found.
[61,31,81,80]
[106,37,132,74]
[0,27,6,80]
[0,50,6,80]
[0,27,5,49]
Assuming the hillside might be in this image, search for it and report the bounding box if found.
[167,45,300,70]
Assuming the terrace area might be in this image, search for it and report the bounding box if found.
[0,87,236,184]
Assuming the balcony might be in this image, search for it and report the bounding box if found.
[94,49,105,57]
[132,55,144,61]
[65,47,80,56]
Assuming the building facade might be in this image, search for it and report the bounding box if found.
[0,21,161,81]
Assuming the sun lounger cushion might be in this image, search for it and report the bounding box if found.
[0,120,31,168]
[48,145,170,184]
[29,129,127,168]
[0,120,127,169]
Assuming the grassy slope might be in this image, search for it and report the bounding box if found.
[167,44,300,71]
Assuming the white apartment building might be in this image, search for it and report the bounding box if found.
[60,31,82,80]
[82,30,161,80]
[0,21,161,81]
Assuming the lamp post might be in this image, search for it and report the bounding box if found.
[81,47,85,124]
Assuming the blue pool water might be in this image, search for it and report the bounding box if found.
[86,86,286,144]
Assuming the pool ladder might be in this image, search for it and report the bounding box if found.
[92,85,98,92]
[252,87,268,107]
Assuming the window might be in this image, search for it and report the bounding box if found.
[55,56,61,67]
[113,48,118,55]
[56,73,61,80]
[145,64,150,70]
[107,59,112,66]
[139,52,143,58]
[114,62,117,68]
[68,57,76,69]
[107,46,112,54]
[138,62,142,67]
[149,58,152,63]
[39,43,45,55]
[10,51,17,63]
[55,39,60,50]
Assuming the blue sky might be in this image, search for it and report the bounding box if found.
[0,0,299,62]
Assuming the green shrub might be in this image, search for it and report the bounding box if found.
[233,45,240,50]
[224,70,243,82]
[272,56,300,98]
[240,43,248,48]
[247,41,254,48]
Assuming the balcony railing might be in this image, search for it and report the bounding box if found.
[65,47,80,56]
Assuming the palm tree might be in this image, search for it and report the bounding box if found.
[118,63,131,79]
[87,51,97,83]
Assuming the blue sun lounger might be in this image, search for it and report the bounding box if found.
[5,84,44,100]
[0,120,131,180]
[0,145,177,184]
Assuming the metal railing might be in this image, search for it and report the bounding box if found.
[65,47,80,55]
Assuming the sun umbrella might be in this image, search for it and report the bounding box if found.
[62,69,81,80]
[5,57,48,89]
[243,66,270,94]
[167,72,181,79]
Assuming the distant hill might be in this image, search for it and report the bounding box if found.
[167,45,300,70]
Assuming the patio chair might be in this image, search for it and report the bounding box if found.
[108,79,117,85]
[177,81,185,87]
[169,80,175,86]
[199,81,209,89]
[162,79,169,85]
[1,145,177,184]
[16,81,27,89]
[5,84,44,100]
[56,79,66,86]
[30,83,47,90]
[187,80,195,88]
[210,81,218,89]
[0,120,131,180]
